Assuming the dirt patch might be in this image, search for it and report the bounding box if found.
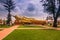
[0,29,4,31]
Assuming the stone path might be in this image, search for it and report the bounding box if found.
[16,28,60,30]
[16,28,55,30]
[40,25,60,30]
[56,28,60,30]
[0,25,19,40]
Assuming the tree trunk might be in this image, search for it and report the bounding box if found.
[7,10,11,26]
[53,17,57,27]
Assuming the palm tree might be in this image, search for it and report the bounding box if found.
[41,0,60,27]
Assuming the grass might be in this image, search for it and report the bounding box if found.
[18,25,43,28]
[3,29,60,40]
[0,25,11,28]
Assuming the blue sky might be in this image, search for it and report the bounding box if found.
[0,0,48,20]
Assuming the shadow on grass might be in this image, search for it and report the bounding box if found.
[0,25,11,28]
[18,25,44,28]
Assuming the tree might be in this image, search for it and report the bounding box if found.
[46,16,53,20]
[41,0,60,27]
[1,0,15,25]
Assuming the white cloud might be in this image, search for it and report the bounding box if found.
[14,0,48,20]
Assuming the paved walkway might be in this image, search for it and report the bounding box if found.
[0,25,19,40]
[40,25,60,30]
[16,28,55,30]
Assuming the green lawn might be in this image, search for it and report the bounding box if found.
[0,25,10,28]
[3,29,60,40]
[18,25,43,28]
